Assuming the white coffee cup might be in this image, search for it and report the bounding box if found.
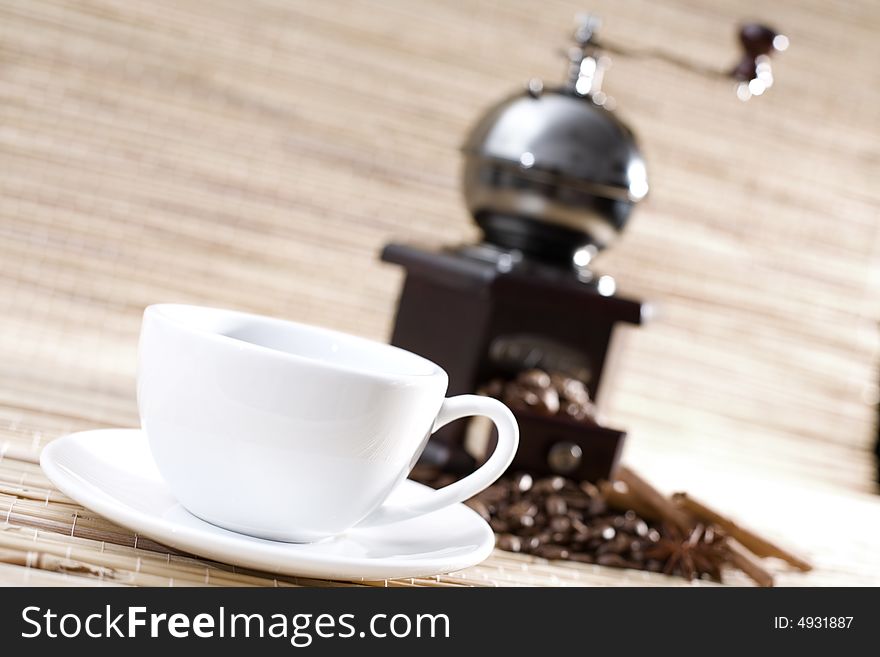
[137,304,518,542]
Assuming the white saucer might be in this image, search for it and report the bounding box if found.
[40,429,494,580]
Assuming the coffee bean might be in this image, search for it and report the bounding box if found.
[571,517,590,536]
[507,501,538,518]
[545,495,568,517]
[502,384,533,410]
[489,518,508,533]
[611,534,632,553]
[588,497,608,515]
[484,379,505,398]
[548,373,568,390]
[409,464,442,483]
[514,514,535,529]
[535,545,570,560]
[534,531,553,544]
[559,377,589,404]
[434,474,457,488]
[542,390,561,415]
[561,493,590,510]
[465,499,491,521]
[534,476,565,494]
[563,402,587,421]
[496,533,522,552]
[579,481,600,498]
[597,553,628,568]
[476,485,508,505]
[549,516,571,533]
[569,552,595,564]
[518,369,552,389]
[513,472,533,493]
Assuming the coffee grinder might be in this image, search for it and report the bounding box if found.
[382,16,787,482]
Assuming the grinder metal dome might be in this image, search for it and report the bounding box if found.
[461,18,648,263]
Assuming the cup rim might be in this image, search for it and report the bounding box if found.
[144,304,447,385]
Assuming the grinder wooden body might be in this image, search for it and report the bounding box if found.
[382,243,646,482]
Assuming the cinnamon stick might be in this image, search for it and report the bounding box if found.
[615,466,692,533]
[599,480,661,522]
[672,492,812,571]
[724,539,775,588]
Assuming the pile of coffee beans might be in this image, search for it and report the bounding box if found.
[413,368,731,581]
[484,369,597,423]
[412,468,726,582]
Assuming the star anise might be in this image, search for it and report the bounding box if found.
[645,523,727,582]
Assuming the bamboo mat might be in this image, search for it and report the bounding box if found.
[1,0,879,586]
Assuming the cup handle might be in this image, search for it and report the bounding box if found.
[356,395,519,528]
